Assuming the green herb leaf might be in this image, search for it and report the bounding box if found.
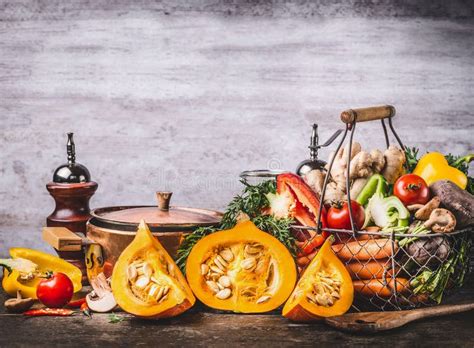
[108,313,124,324]
[252,215,297,256]
[404,147,419,173]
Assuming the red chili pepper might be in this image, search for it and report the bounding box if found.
[24,308,74,317]
[80,302,91,318]
[67,297,86,308]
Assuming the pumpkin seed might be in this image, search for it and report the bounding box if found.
[154,286,165,301]
[244,244,263,256]
[210,265,225,274]
[142,262,153,278]
[331,291,340,299]
[215,255,228,267]
[213,257,227,271]
[201,264,209,275]
[160,294,169,303]
[127,265,138,281]
[241,257,256,270]
[206,280,220,293]
[218,275,231,288]
[135,276,150,289]
[148,284,159,298]
[151,276,160,284]
[256,295,271,304]
[306,293,317,303]
[215,288,232,300]
[254,259,266,274]
[219,248,234,262]
[315,294,329,306]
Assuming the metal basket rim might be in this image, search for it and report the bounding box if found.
[290,225,472,238]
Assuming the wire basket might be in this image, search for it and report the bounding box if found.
[293,105,472,311]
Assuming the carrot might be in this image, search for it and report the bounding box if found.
[296,249,318,267]
[353,278,410,298]
[332,238,398,261]
[345,259,395,280]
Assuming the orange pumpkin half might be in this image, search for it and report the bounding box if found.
[186,221,297,313]
[111,220,195,319]
[283,236,353,321]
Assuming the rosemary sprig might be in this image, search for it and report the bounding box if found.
[175,226,217,272]
[252,215,297,256]
[220,179,276,229]
[175,179,296,273]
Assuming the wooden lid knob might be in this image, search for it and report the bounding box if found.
[156,192,173,211]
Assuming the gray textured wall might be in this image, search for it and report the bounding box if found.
[1,1,473,256]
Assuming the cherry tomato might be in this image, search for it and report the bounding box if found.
[393,174,430,206]
[327,200,365,230]
[36,272,74,308]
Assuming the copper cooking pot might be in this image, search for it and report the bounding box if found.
[44,192,222,282]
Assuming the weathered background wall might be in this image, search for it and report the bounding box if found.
[1,1,473,255]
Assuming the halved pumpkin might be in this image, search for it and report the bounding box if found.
[283,236,353,321]
[111,220,195,319]
[186,221,297,313]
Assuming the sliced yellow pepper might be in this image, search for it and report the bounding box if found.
[413,152,467,189]
[1,248,82,299]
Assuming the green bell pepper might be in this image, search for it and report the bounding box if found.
[356,174,388,207]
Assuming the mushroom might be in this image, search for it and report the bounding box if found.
[423,208,456,233]
[86,273,117,313]
[409,196,441,220]
[4,291,34,313]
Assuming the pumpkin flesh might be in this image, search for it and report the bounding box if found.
[111,220,195,319]
[283,237,353,321]
[186,221,297,313]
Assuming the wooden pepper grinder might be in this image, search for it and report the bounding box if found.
[46,133,98,283]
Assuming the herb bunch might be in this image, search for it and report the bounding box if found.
[175,179,296,273]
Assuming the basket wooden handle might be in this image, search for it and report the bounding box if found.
[340,105,396,124]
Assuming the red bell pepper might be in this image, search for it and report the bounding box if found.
[276,173,327,228]
[268,173,328,254]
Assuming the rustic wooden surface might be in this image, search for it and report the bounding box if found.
[0,278,473,347]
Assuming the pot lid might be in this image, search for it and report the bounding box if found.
[90,192,222,232]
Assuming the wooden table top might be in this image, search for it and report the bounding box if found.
[1,276,473,347]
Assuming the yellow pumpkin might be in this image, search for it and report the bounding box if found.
[186,221,297,313]
[283,236,353,321]
[111,220,195,319]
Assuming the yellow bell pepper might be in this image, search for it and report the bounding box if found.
[413,152,468,189]
[1,248,82,299]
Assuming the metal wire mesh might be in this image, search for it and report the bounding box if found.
[293,226,472,311]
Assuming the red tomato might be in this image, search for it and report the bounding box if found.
[393,174,430,206]
[36,272,74,308]
[327,200,365,230]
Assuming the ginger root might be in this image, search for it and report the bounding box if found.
[381,146,406,184]
[303,169,325,197]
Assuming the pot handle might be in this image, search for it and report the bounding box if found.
[42,227,84,251]
[156,191,173,211]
